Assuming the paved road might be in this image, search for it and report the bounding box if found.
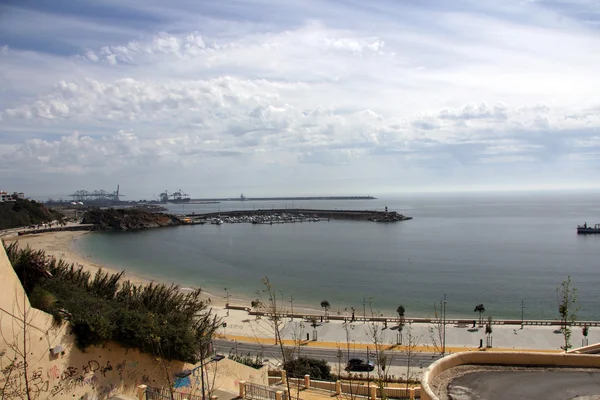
[448,370,600,400]
[213,339,442,369]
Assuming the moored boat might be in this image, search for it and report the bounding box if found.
[577,223,600,234]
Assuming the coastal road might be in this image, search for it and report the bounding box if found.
[213,339,442,369]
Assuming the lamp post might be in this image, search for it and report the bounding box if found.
[363,297,366,321]
[289,295,294,320]
[279,290,284,315]
[224,288,230,317]
[442,294,447,355]
[521,299,524,329]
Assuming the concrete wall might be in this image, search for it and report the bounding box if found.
[421,351,600,400]
[0,245,266,399]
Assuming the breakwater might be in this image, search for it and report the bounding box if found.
[185,208,412,223]
[192,196,376,202]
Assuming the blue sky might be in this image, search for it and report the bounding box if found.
[1,0,599,199]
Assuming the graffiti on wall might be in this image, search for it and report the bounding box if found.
[0,356,154,400]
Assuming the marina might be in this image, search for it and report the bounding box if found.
[179,208,411,225]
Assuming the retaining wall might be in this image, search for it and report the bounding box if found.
[421,351,600,400]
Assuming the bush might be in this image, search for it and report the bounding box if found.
[6,243,220,363]
[284,357,332,380]
[229,352,264,369]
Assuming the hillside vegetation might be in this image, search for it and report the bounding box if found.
[5,242,219,363]
[0,199,64,230]
[82,208,182,230]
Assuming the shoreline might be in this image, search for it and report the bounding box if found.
[6,230,600,324]
[1,230,325,314]
[5,230,600,354]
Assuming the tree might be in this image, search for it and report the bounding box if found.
[557,276,580,351]
[485,316,493,348]
[251,299,261,319]
[341,320,360,400]
[473,304,485,326]
[428,302,444,356]
[396,305,406,338]
[320,300,331,318]
[582,324,589,347]
[402,325,422,392]
[365,298,396,398]
[256,278,302,400]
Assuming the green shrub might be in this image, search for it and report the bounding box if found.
[5,242,219,363]
[283,357,332,380]
[229,352,264,369]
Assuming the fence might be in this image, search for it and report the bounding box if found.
[145,386,205,400]
[262,373,420,400]
[243,382,287,400]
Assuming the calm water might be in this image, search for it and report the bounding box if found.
[74,191,600,320]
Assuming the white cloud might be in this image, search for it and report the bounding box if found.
[1,0,600,196]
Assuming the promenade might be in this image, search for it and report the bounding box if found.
[214,308,598,354]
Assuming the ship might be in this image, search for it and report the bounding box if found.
[159,189,191,204]
[577,223,600,234]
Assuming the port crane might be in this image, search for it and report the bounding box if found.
[69,185,124,202]
[159,189,189,203]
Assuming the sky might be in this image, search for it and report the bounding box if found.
[1,0,599,200]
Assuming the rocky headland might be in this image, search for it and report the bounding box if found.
[81,208,182,230]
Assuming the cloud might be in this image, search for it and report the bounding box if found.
[1,0,600,196]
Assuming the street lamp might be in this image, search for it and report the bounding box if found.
[521,299,524,329]
[363,297,368,321]
[289,295,294,320]
[224,288,230,317]
[442,294,447,355]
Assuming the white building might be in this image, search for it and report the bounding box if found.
[0,191,24,202]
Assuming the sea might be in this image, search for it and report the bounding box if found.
[74,190,600,321]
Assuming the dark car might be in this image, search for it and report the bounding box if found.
[346,358,375,372]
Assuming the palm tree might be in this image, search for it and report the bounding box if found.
[474,304,485,326]
[320,300,331,318]
[396,305,406,331]
[251,299,261,319]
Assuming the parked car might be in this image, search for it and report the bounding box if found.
[346,358,375,372]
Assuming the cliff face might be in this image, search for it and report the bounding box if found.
[81,208,182,230]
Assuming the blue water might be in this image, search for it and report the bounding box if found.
[74,190,600,320]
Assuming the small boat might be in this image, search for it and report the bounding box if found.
[577,223,600,234]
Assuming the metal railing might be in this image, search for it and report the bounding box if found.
[245,382,284,400]
[146,386,204,400]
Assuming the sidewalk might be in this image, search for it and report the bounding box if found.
[215,308,596,353]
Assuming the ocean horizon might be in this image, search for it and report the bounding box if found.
[74,190,600,321]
